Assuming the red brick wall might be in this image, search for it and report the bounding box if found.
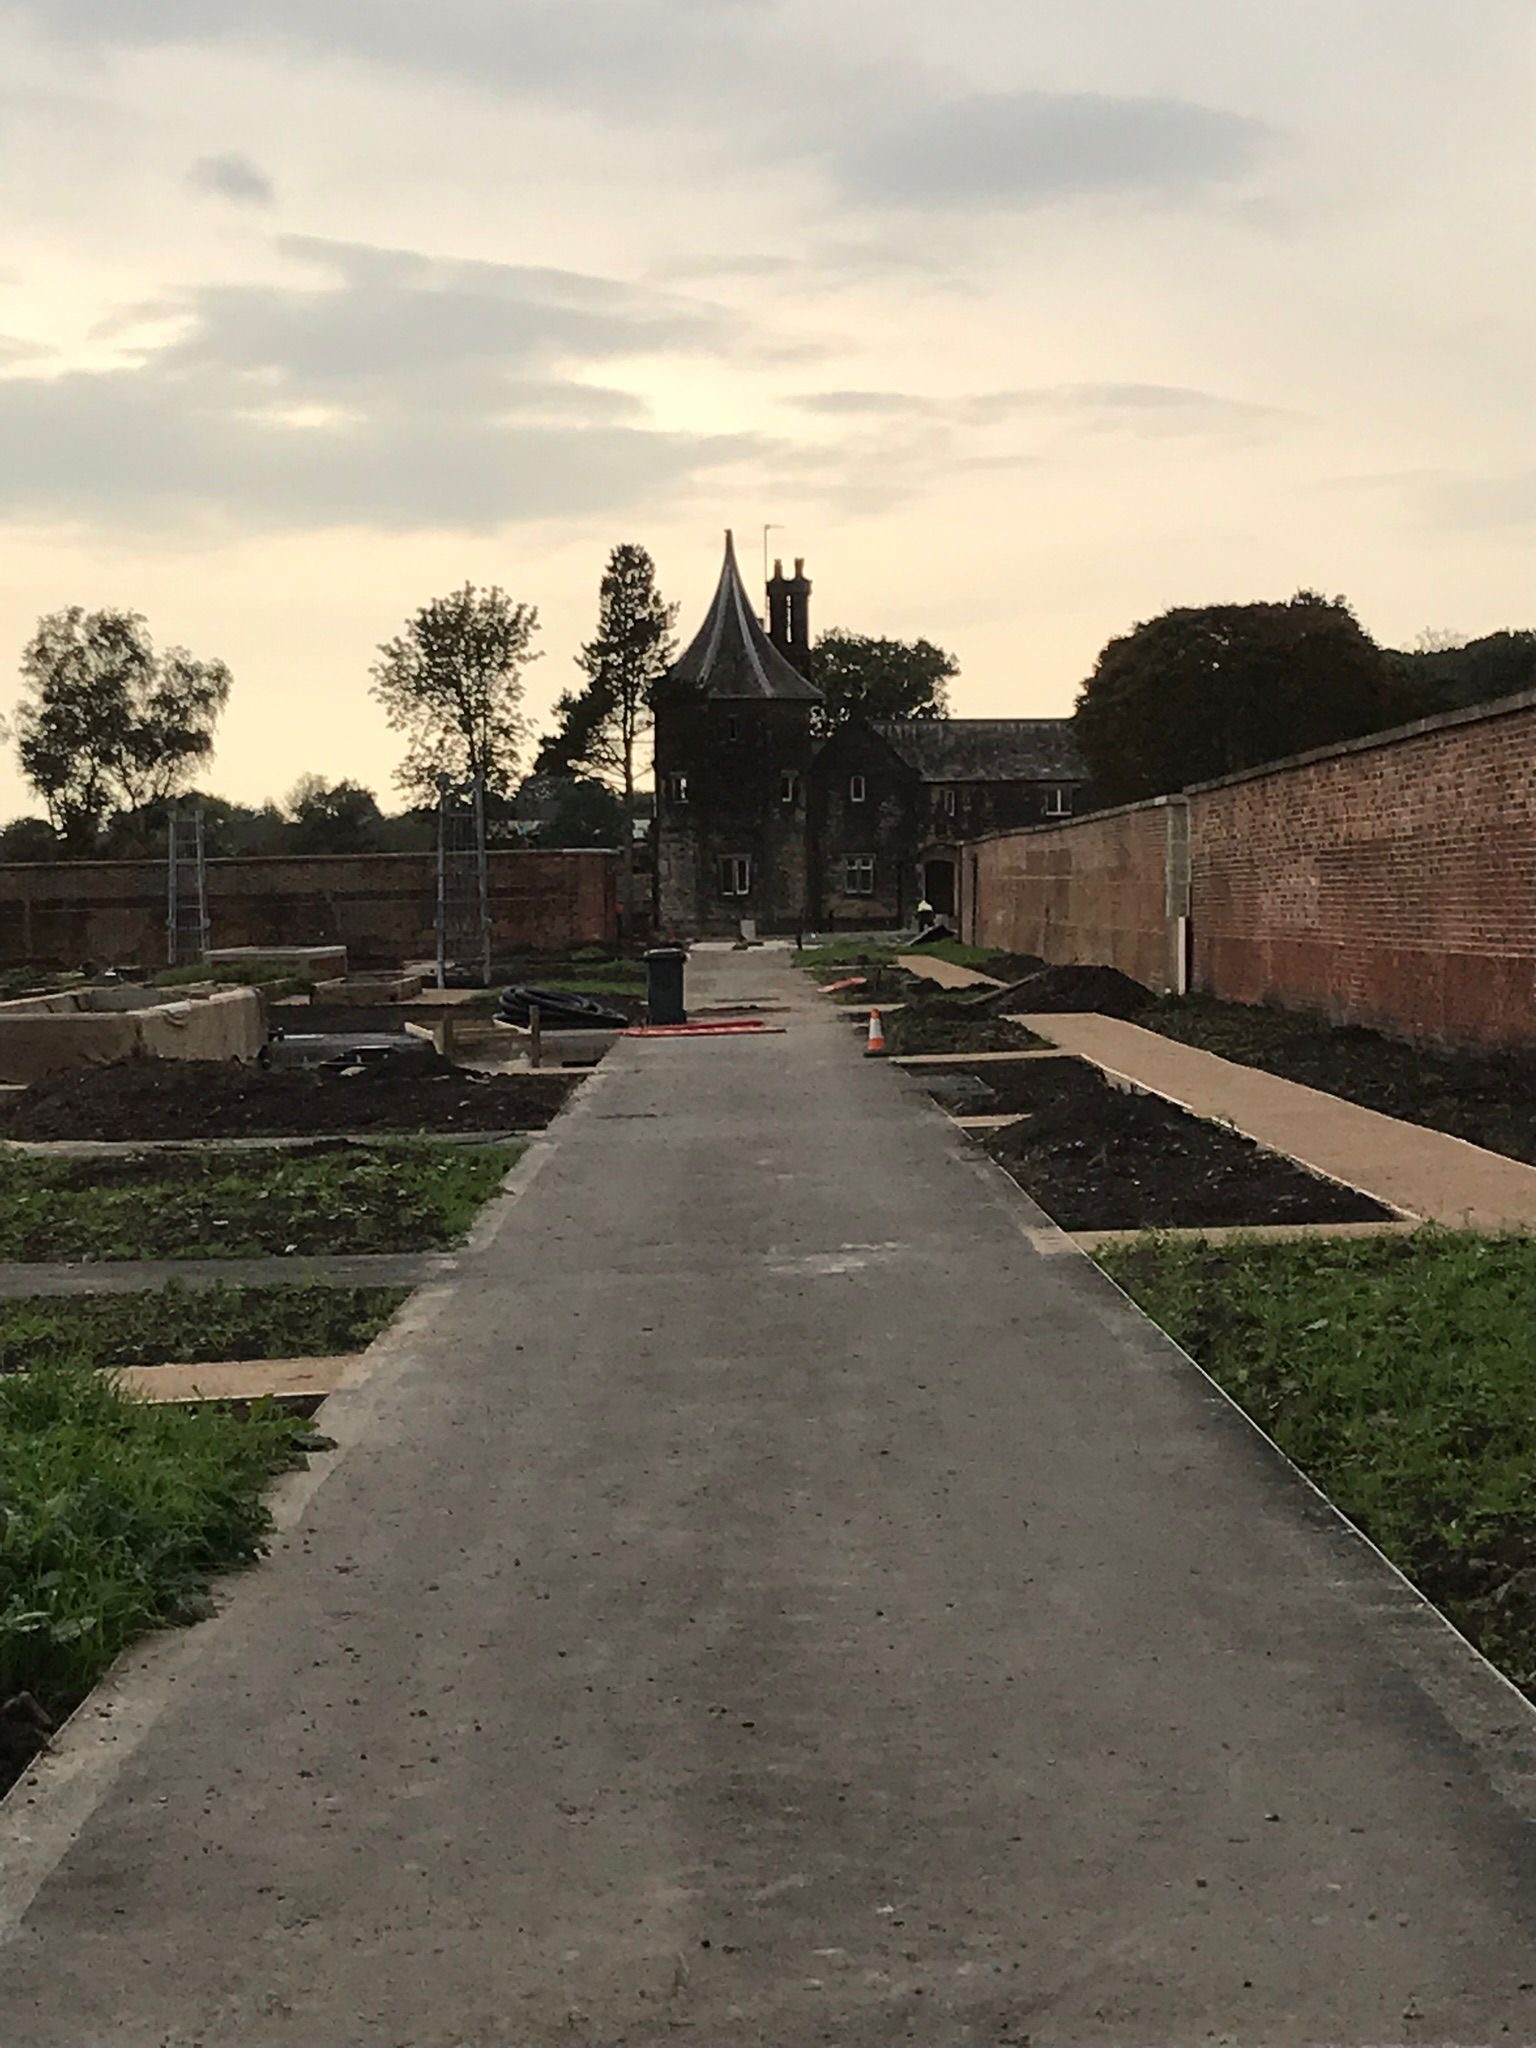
[0,850,619,968]
[1189,696,1536,1048]
[968,800,1182,992]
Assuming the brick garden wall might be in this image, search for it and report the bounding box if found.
[1188,693,1536,1048]
[962,688,1536,1050]
[967,799,1185,993]
[0,849,619,968]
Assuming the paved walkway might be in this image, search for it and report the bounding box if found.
[4,950,1536,2045]
[896,951,1003,989]
[1023,1012,1536,1230]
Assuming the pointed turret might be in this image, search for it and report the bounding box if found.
[661,532,822,703]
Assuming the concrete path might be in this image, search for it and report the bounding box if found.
[1023,1012,1536,1230]
[4,950,1536,2046]
[897,951,1003,989]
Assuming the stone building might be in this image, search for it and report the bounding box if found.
[653,534,1090,936]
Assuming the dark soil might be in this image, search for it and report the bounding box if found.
[1147,996,1536,1170]
[977,950,1047,982]
[989,963,1154,1018]
[0,1052,581,1142]
[977,1057,1394,1231]
[915,1057,1074,1116]
[885,995,1046,1056]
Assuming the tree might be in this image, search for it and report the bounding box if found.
[536,545,675,911]
[371,584,539,805]
[0,816,60,862]
[542,776,628,848]
[286,774,385,854]
[812,631,957,728]
[15,607,231,850]
[1072,593,1408,808]
[1393,629,1536,720]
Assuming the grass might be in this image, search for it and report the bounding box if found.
[0,1362,311,1786]
[0,1144,520,1262]
[1098,1230,1536,1698]
[154,958,315,993]
[0,1284,408,1376]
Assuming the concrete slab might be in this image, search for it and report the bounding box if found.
[1074,1218,1426,1251]
[895,952,1004,989]
[114,1355,365,1404]
[0,1251,451,1299]
[4,951,1536,2044]
[1021,1013,1536,1231]
[953,1112,1030,1132]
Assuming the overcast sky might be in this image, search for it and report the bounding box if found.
[0,0,1532,815]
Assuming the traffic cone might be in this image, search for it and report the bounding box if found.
[865,1007,887,1057]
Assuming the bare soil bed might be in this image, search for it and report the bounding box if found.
[963,1057,1394,1231]
[0,1051,581,1142]
[983,963,1154,1018]
[1148,996,1536,1170]
[887,994,1046,1056]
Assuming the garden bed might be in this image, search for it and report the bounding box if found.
[0,1362,314,1796]
[1098,1231,1536,1702]
[1147,996,1536,1170]
[887,994,1047,1056]
[0,1143,518,1261]
[0,1283,407,1375]
[0,1051,580,1141]
[971,1057,1392,1231]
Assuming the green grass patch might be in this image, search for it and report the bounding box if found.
[1098,1230,1536,1698]
[796,937,1006,976]
[0,1144,519,1262]
[0,1284,407,1376]
[0,1362,311,1786]
[154,957,314,993]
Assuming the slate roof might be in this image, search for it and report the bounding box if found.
[875,718,1087,784]
[662,532,823,704]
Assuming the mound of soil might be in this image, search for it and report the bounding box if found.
[979,951,1046,983]
[914,1057,1072,1116]
[0,1053,582,1142]
[980,1058,1393,1231]
[989,964,1154,1019]
[886,995,1045,1056]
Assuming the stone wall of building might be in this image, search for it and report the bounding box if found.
[0,849,618,968]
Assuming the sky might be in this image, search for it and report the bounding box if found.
[0,0,1532,817]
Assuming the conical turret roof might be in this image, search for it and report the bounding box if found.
[661,532,822,702]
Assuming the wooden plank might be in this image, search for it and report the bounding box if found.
[113,1355,367,1405]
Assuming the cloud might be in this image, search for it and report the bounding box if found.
[0,236,761,532]
[833,89,1270,209]
[790,382,1289,434]
[187,152,275,207]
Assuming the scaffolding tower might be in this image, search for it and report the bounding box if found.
[165,798,210,969]
[435,774,492,988]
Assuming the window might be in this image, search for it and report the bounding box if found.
[1044,786,1073,818]
[664,773,689,804]
[780,770,800,805]
[726,715,741,741]
[942,787,957,818]
[849,774,867,804]
[719,855,752,897]
[845,856,876,896]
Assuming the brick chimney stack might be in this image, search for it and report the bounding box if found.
[766,555,813,677]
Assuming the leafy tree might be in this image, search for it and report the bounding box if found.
[812,631,957,728]
[525,775,628,849]
[536,545,675,910]
[0,816,60,862]
[286,774,385,854]
[1393,629,1536,720]
[371,583,539,805]
[1072,593,1407,807]
[15,607,231,850]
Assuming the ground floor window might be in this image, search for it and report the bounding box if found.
[845,855,876,896]
[719,854,752,897]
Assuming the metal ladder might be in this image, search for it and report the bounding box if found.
[434,774,492,988]
[165,799,210,968]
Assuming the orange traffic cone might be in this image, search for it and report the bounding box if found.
[865,1007,887,1057]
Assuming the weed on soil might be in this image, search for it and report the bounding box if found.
[1098,1230,1536,1701]
[978,1058,1392,1231]
[0,1362,312,1794]
[0,1143,519,1262]
[1148,996,1536,1170]
[0,1052,580,1142]
[886,995,1046,1056]
[0,1284,407,1375]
